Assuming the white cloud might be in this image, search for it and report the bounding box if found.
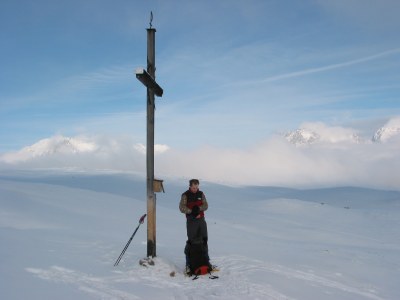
[134,143,170,155]
[1,118,399,190]
[156,136,399,190]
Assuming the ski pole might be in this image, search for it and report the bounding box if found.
[114,213,146,266]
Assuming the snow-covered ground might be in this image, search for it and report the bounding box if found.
[1,170,399,299]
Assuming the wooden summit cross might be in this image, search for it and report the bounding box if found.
[135,12,164,258]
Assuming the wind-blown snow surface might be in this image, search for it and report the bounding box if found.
[1,170,399,299]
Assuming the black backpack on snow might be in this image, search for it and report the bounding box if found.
[186,240,218,280]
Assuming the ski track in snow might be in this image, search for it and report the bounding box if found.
[26,255,383,300]
[224,256,383,300]
[26,266,141,300]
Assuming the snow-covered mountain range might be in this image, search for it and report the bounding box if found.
[1,117,399,163]
[0,135,169,164]
[1,118,399,191]
[285,117,400,146]
[0,135,98,163]
[284,128,363,146]
[3,119,400,163]
[26,135,97,156]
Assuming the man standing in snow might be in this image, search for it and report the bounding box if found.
[179,179,209,273]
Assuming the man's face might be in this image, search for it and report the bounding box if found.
[189,184,199,193]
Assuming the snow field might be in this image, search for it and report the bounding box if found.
[0,171,399,299]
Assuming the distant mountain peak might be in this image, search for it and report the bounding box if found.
[1,135,98,163]
[285,127,362,146]
[372,123,400,143]
[285,129,320,146]
[26,135,97,156]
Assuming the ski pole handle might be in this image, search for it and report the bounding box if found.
[139,214,147,224]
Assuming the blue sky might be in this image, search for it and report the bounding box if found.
[1,0,400,152]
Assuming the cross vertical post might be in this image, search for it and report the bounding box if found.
[146,27,156,258]
[135,16,163,258]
